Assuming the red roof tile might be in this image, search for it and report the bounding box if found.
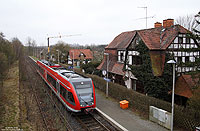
[106,31,136,49]
[98,24,190,76]
[97,49,125,75]
[111,63,124,75]
[138,25,189,50]
[97,58,124,75]
[69,49,93,60]
[106,25,189,50]
[175,74,199,98]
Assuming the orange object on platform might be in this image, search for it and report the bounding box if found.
[119,100,129,109]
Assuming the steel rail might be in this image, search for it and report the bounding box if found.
[25,58,50,131]
[74,112,111,131]
[26,57,73,131]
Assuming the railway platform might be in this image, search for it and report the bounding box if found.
[95,89,168,131]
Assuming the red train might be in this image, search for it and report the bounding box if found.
[36,59,96,112]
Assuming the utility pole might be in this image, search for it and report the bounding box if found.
[73,51,74,72]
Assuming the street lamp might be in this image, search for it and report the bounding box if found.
[167,60,176,131]
[56,50,59,64]
[71,50,74,72]
[104,53,109,98]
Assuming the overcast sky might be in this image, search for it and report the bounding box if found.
[0,0,199,46]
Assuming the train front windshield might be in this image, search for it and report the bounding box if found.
[73,81,94,107]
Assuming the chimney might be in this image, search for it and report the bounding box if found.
[163,19,174,28]
[154,22,162,28]
[166,19,174,27]
[163,19,167,28]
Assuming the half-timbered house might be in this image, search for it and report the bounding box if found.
[97,19,200,91]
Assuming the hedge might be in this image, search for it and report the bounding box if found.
[68,67,200,130]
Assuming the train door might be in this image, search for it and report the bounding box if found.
[56,80,60,95]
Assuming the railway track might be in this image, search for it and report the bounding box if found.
[25,56,73,131]
[74,112,111,131]
[25,57,50,131]
[26,56,121,131]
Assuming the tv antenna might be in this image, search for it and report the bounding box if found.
[137,6,155,29]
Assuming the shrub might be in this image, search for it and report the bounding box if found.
[67,66,200,130]
[80,61,101,75]
[89,73,200,130]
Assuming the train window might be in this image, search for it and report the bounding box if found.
[60,84,75,106]
[47,74,56,88]
[60,84,66,98]
[73,81,93,103]
[48,62,55,66]
[58,67,67,70]
[52,67,58,70]
[56,81,60,93]
[67,92,75,105]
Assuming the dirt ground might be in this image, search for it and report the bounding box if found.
[0,61,45,131]
[0,61,21,130]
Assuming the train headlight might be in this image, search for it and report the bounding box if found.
[80,104,83,107]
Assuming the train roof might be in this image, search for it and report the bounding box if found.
[51,65,84,79]
[38,60,90,81]
[40,59,49,65]
[40,60,60,67]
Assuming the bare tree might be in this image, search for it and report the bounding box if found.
[12,37,23,59]
[175,14,199,32]
[26,37,36,56]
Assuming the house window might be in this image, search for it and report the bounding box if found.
[186,37,190,43]
[118,51,125,62]
[168,44,173,48]
[174,44,178,48]
[177,57,182,64]
[132,56,142,65]
[121,52,124,61]
[136,39,139,45]
[185,56,189,63]
[174,37,178,43]
[178,37,183,44]
[186,44,190,48]
[190,57,195,62]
